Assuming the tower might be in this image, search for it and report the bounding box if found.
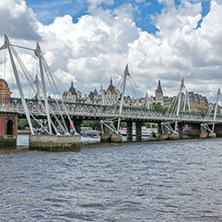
[155,80,163,105]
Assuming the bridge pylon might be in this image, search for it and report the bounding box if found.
[0,35,81,151]
[159,78,191,139]
[0,34,34,134]
[100,65,131,142]
[200,88,221,138]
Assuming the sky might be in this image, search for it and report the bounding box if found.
[0,0,221,101]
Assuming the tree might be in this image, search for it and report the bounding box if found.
[81,121,101,130]
[152,102,163,111]
[18,119,28,130]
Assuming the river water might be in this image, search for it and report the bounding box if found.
[1,138,222,221]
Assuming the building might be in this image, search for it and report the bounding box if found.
[162,92,209,113]
[104,78,121,105]
[62,80,83,103]
[188,92,209,112]
[0,79,17,140]
[0,78,12,105]
[155,80,164,105]
[62,78,147,107]
[62,79,210,113]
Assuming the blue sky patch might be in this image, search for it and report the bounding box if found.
[26,0,211,34]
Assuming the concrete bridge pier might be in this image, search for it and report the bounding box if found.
[159,124,169,140]
[167,123,179,140]
[154,123,162,138]
[100,121,111,142]
[200,125,208,138]
[100,120,122,143]
[29,134,81,151]
[126,121,132,142]
[136,121,142,141]
[28,117,82,151]
[110,121,122,142]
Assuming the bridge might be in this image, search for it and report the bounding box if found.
[0,35,222,150]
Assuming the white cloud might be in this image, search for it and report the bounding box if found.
[0,0,40,40]
[113,3,138,20]
[126,0,222,98]
[87,0,114,13]
[0,0,222,101]
[36,13,140,94]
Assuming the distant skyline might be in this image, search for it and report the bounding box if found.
[0,0,221,102]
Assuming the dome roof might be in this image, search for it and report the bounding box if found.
[0,78,10,91]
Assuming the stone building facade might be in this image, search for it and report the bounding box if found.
[62,78,148,107]
[62,79,209,113]
[62,80,83,103]
[155,80,164,105]
[0,78,12,104]
[0,79,17,139]
[188,92,209,112]
[163,92,209,113]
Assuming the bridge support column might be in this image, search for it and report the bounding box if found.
[214,125,222,137]
[178,124,183,139]
[65,118,71,133]
[100,120,122,143]
[155,123,162,138]
[126,121,132,142]
[159,124,169,140]
[101,120,111,142]
[136,121,142,141]
[74,120,82,135]
[51,118,57,134]
[103,123,110,134]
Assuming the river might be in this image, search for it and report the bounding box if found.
[0,138,222,221]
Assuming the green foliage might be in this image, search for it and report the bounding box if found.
[120,122,126,127]
[81,121,101,130]
[31,120,38,128]
[18,119,28,130]
[152,102,163,111]
[18,119,39,130]
[143,123,157,128]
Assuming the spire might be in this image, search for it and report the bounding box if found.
[156,80,163,93]
[68,79,77,95]
[107,77,115,92]
[94,88,98,95]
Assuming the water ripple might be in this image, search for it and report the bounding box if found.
[1,139,222,221]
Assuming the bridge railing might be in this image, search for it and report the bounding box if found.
[6,98,220,122]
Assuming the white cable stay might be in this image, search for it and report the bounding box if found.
[0,35,78,135]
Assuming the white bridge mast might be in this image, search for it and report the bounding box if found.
[1,35,34,134]
[117,64,130,133]
[212,88,220,132]
[34,43,53,134]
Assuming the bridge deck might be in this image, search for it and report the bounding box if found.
[0,97,221,125]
